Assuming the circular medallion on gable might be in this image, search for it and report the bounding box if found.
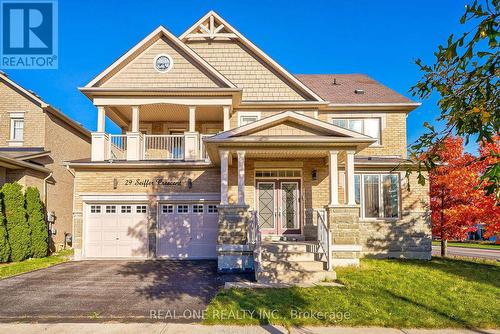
[154,54,173,73]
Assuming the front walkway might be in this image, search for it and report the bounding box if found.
[0,324,498,334]
[0,260,251,322]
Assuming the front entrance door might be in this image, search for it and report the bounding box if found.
[257,180,301,235]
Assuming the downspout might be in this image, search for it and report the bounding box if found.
[43,172,53,207]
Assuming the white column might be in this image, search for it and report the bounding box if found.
[188,106,196,132]
[97,106,106,132]
[220,150,229,205]
[131,106,140,132]
[345,150,356,205]
[237,151,245,205]
[329,150,339,206]
[223,105,230,131]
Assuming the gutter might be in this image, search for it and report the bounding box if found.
[42,172,53,206]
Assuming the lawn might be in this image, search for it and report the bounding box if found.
[0,249,73,279]
[204,258,500,328]
[432,241,500,250]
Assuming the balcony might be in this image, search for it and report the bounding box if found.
[101,133,212,162]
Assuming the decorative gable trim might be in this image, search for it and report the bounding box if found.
[180,11,324,102]
[85,25,236,89]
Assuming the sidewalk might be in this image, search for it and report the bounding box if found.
[0,323,498,334]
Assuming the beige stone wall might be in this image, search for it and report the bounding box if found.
[187,40,307,101]
[0,81,45,147]
[102,37,220,89]
[44,113,91,245]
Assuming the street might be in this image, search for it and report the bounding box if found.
[432,245,500,261]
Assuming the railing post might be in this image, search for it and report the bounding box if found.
[126,132,142,161]
[91,132,108,161]
[184,132,198,161]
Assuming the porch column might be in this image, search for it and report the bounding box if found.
[220,150,229,205]
[329,150,339,206]
[237,151,245,205]
[97,106,105,132]
[345,150,356,205]
[131,106,140,132]
[188,106,196,132]
[92,106,108,161]
[223,106,230,131]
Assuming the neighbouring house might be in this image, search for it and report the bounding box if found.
[0,71,91,250]
[66,11,431,283]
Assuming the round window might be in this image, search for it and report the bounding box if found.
[154,54,173,73]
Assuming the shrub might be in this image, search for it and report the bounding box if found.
[0,195,10,262]
[25,187,48,258]
[1,182,30,261]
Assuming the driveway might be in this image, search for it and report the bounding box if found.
[432,245,500,261]
[0,260,252,322]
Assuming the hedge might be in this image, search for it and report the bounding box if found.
[0,195,10,262]
[25,187,48,258]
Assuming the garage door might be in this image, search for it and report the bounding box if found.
[85,204,148,258]
[157,203,218,259]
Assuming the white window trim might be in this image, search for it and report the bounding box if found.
[328,114,385,146]
[153,53,174,73]
[238,111,261,127]
[355,172,401,221]
[9,113,25,145]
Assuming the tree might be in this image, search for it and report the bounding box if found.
[1,183,31,261]
[410,0,499,199]
[0,195,10,262]
[25,187,48,258]
[430,137,500,256]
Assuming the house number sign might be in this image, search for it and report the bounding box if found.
[123,178,182,187]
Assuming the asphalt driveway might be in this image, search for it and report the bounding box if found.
[0,260,252,322]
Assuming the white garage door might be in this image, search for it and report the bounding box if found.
[85,204,148,258]
[157,203,218,259]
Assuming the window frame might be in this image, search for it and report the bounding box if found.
[192,204,204,213]
[105,205,116,214]
[161,204,174,214]
[207,204,218,214]
[330,117,381,145]
[121,205,132,213]
[136,205,147,213]
[10,117,24,142]
[176,204,189,214]
[90,205,101,214]
[354,173,401,220]
[238,112,261,127]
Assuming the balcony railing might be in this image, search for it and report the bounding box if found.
[143,135,184,160]
[109,135,127,160]
[199,134,213,162]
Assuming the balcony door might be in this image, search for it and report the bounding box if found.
[257,180,301,235]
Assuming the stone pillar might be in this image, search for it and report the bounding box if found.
[126,132,143,161]
[220,150,229,205]
[223,106,230,131]
[72,211,83,260]
[326,205,361,267]
[329,150,339,206]
[237,151,246,205]
[217,205,252,273]
[345,150,356,206]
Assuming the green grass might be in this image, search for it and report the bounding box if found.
[432,241,500,250]
[204,258,500,328]
[0,249,73,279]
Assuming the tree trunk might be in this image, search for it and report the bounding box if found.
[441,239,448,257]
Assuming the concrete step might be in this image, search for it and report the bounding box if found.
[260,250,316,262]
[261,242,318,253]
[259,260,325,272]
[256,268,337,284]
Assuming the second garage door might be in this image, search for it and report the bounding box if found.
[157,203,218,259]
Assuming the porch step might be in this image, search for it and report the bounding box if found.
[255,241,335,284]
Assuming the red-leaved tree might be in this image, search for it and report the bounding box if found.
[430,136,500,256]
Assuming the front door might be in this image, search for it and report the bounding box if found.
[257,180,301,235]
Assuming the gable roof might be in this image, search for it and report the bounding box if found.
[206,111,375,141]
[85,25,236,89]
[295,74,419,106]
[0,72,91,139]
[180,11,324,102]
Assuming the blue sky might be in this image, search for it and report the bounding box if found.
[2,0,473,150]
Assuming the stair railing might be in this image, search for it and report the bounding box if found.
[247,210,262,265]
[316,209,332,271]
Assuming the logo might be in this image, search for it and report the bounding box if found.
[1,0,58,69]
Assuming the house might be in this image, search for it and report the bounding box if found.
[66,11,431,283]
[0,71,91,250]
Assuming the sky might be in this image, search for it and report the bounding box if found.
[1,0,475,151]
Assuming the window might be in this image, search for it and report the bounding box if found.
[238,112,261,126]
[105,205,116,213]
[162,204,174,214]
[354,173,399,219]
[192,204,204,213]
[255,170,301,178]
[121,205,132,213]
[90,205,101,213]
[208,204,218,213]
[136,205,147,213]
[331,118,381,144]
[10,118,24,141]
[176,204,189,213]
